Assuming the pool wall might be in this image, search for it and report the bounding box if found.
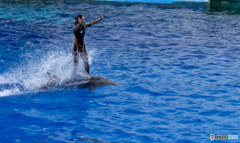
[66,0,210,8]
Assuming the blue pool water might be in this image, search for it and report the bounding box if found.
[0,1,240,142]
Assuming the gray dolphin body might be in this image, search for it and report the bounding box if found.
[39,72,118,91]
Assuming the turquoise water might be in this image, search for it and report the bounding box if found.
[0,1,240,142]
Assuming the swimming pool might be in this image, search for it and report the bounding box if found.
[0,1,240,142]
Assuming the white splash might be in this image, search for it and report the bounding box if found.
[0,49,95,97]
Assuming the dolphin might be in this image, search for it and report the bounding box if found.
[39,72,118,91]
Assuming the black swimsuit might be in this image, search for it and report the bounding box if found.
[74,22,91,50]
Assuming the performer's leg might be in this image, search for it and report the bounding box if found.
[80,46,90,74]
[72,43,78,74]
[83,45,90,74]
[84,57,90,74]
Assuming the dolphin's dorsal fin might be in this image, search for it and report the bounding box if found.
[46,72,54,79]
